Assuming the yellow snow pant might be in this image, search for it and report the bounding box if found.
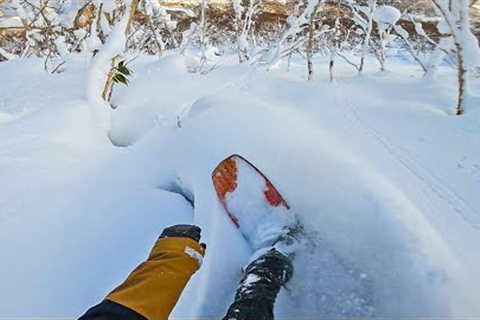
[105,237,205,320]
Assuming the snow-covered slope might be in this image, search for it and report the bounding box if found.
[0,53,479,318]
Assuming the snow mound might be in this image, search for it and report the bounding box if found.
[374,5,401,26]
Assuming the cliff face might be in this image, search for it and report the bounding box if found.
[158,0,479,38]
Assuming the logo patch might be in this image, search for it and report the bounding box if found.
[185,246,203,266]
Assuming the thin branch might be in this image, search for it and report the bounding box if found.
[336,51,361,71]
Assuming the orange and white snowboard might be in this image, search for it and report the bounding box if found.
[212,155,298,251]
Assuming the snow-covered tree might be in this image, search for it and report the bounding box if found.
[87,0,138,127]
[129,0,179,56]
[306,0,322,80]
[5,0,67,71]
[323,11,355,82]
[372,4,401,71]
[1,0,115,70]
[181,0,211,73]
[328,17,344,81]
[266,0,322,71]
[180,22,199,55]
[199,0,209,69]
[430,0,480,115]
[231,0,263,63]
[344,0,377,72]
[392,12,430,73]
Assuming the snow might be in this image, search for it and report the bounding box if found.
[414,20,428,37]
[0,52,480,319]
[95,0,118,13]
[373,5,401,26]
[437,18,451,34]
[232,0,244,16]
[59,1,80,27]
[0,16,23,28]
[463,29,480,69]
[267,0,320,67]
[86,10,130,130]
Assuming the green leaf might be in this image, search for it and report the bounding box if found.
[117,65,131,75]
[113,74,129,86]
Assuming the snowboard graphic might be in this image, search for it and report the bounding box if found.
[212,154,297,250]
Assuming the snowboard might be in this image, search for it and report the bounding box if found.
[212,154,300,251]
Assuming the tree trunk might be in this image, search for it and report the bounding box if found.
[456,49,466,115]
[431,0,470,115]
[95,3,106,44]
[237,34,249,63]
[199,0,208,67]
[126,0,140,36]
[378,30,386,72]
[360,0,376,73]
[306,3,320,81]
[101,55,121,103]
[359,55,365,73]
[455,0,469,115]
[287,52,292,72]
[329,51,335,82]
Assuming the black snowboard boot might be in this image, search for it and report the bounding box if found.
[222,248,294,320]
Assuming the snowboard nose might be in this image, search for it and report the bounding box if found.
[212,154,290,230]
[212,157,238,202]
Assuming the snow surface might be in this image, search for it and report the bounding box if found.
[1,52,480,319]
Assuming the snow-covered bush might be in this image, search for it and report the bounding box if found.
[128,0,179,56]
[0,0,185,66]
[3,0,67,70]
